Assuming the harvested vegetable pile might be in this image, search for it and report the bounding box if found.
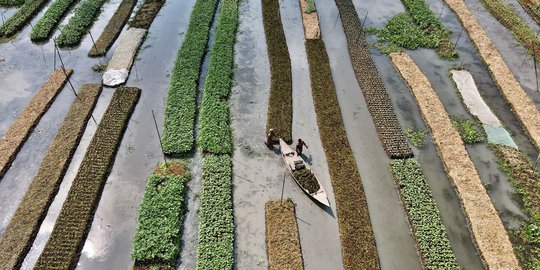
[293,168,319,193]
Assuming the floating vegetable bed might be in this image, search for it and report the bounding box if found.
[128,0,164,29]
[0,0,50,37]
[34,86,140,269]
[55,0,110,48]
[30,0,79,42]
[0,0,24,7]
[292,168,319,193]
[517,0,540,25]
[306,38,380,269]
[262,0,293,144]
[0,68,72,180]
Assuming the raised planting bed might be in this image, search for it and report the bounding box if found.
[305,38,380,269]
[390,159,459,269]
[0,84,101,270]
[265,200,304,270]
[197,154,234,270]
[492,144,540,269]
[0,68,72,180]
[88,0,137,56]
[0,0,24,7]
[0,0,50,37]
[30,0,79,42]
[197,0,238,155]
[262,0,293,144]
[517,0,540,25]
[102,27,146,86]
[55,0,110,48]
[161,0,219,155]
[33,86,140,270]
[128,0,164,29]
[298,0,320,40]
[332,0,413,159]
[443,0,540,151]
[132,162,191,269]
[390,51,520,269]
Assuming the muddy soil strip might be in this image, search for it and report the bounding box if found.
[0,0,50,37]
[390,159,459,269]
[332,0,412,159]
[88,0,137,56]
[55,0,110,48]
[132,162,190,269]
[161,0,219,155]
[305,38,379,269]
[298,0,319,40]
[443,0,540,151]
[491,144,540,269]
[517,0,540,25]
[128,0,164,29]
[30,0,80,42]
[390,52,520,269]
[261,0,293,144]
[33,87,140,270]
[265,200,304,270]
[0,84,101,270]
[0,69,72,180]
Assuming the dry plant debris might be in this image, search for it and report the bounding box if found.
[390,52,520,269]
[0,68,72,180]
[34,87,140,269]
[306,38,380,270]
[265,200,304,270]
[0,84,101,270]
[298,0,320,40]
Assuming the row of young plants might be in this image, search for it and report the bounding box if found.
[390,159,459,269]
[261,0,293,144]
[0,84,101,270]
[332,0,413,159]
[0,69,72,180]
[305,38,380,269]
[29,0,78,42]
[517,0,540,25]
[88,0,137,56]
[33,87,141,269]
[161,0,219,155]
[390,51,520,269]
[0,0,24,7]
[0,0,50,39]
[55,0,109,48]
[131,162,191,269]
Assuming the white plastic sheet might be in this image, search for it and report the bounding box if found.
[103,28,147,87]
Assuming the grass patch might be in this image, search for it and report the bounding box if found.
[262,0,293,144]
[132,162,190,268]
[306,38,380,269]
[88,0,137,56]
[450,116,486,144]
[390,159,459,269]
[333,0,413,159]
[0,84,101,270]
[55,0,109,48]
[30,0,79,42]
[128,0,164,29]
[161,0,219,155]
[304,0,315,13]
[34,87,140,270]
[0,0,51,38]
[197,155,234,270]
[265,200,304,270]
[0,0,24,7]
[517,0,540,25]
[404,127,427,148]
[0,69,72,180]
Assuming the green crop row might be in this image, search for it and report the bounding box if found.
[55,0,108,48]
[0,0,50,37]
[517,0,540,26]
[197,155,234,270]
[390,159,459,269]
[34,87,140,269]
[262,0,293,144]
[132,162,191,268]
[0,0,24,7]
[161,0,219,155]
[197,0,238,154]
[30,0,78,42]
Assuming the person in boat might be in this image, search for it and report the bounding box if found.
[296,139,308,156]
[266,129,276,146]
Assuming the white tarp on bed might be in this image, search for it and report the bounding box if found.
[103,28,147,87]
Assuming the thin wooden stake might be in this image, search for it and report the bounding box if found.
[152,110,168,167]
[454,27,464,48]
[438,2,445,20]
[280,168,286,206]
[88,31,101,65]
[361,11,369,29]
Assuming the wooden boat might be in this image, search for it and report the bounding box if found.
[279,139,329,207]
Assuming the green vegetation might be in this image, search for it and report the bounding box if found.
[390,159,459,269]
[0,0,24,7]
[34,87,140,269]
[304,0,316,13]
[404,127,428,148]
[450,116,486,144]
[161,0,219,155]
[517,0,540,26]
[55,0,109,48]
[132,162,190,268]
[30,0,79,42]
[262,0,293,144]
[197,155,234,270]
[292,168,319,193]
[0,0,51,37]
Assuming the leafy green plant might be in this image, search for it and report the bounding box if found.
[404,127,427,148]
[304,0,316,13]
[55,0,109,48]
[30,0,79,42]
[450,116,486,144]
[0,0,51,37]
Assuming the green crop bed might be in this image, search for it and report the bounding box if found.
[0,0,24,7]
[161,0,219,155]
[262,0,293,144]
[55,0,109,48]
[0,0,51,37]
[450,116,486,144]
[132,162,191,269]
[390,159,459,269]
[34,87,140,269]
[30,0,79,42]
